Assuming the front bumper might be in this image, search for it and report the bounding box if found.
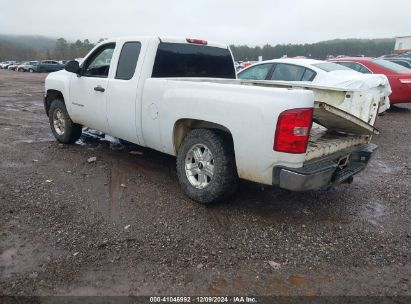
[272,143,377,191]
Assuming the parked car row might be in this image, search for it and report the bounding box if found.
[0,61,16,69]
[0,60,65,72]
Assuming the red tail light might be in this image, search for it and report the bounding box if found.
[274,108,313,154]
[186,38,208,45]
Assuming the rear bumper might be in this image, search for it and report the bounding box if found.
[272,143,377,191]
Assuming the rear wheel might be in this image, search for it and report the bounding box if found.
[48,99,82,144]
[29,68,34,73]
[176,129,238,204]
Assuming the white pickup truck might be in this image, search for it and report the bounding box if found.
[44,36,379,204]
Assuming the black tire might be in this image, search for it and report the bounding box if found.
[176,129,238,204]
[48,99,82,144]
[29,68,34,73]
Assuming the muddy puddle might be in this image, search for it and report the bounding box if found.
[0,229,62,281]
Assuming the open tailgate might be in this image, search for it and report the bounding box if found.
[313,102,379,136]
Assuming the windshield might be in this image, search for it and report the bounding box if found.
[372,59,410,72]
[312,62,353,72]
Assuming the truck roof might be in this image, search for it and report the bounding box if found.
[98,36,229,49]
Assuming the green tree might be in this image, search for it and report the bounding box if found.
[54,38,68,59]
[230,39,395,61]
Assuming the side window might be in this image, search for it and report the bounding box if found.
[301,68,316,81]
[337,62,358,71]
[351,63,363,72]
[270,63,306,81]
[358,65,372,74]
[238,64,273,80]
[115,42,141,80]
[83,43,115,78]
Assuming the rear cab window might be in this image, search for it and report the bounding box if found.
[152,42,236,78]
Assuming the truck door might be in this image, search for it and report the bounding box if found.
[105,41,143,144]
[69,43,116,133]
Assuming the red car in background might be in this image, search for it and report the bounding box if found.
[328,57,411,104]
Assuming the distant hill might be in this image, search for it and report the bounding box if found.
[0,34,56,51]
[0,34,397,61]
[320,38,394,44]
[0,34,59,61]
[230,38,396,61]
[0,34,97,61]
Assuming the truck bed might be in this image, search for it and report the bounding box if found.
[171,77,381,127]
[169,77,379,164]
[306,123,370,161]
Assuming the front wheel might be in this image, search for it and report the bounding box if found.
[176,129,238,204]
[48,99,82,144]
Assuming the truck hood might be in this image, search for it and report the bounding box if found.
[45,69,69,82]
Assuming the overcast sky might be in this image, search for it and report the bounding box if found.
[1,0,410,45]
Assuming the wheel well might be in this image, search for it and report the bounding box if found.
[173,119,234,153]
[45,90,64,116]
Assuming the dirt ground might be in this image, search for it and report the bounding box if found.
[0,69,410,297]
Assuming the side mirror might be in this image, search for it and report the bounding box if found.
[65,60,81,74]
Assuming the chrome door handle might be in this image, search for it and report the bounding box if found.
[94,86,105,92]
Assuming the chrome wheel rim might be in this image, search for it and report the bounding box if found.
[185,144,214,189]
[53,109,65,135]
